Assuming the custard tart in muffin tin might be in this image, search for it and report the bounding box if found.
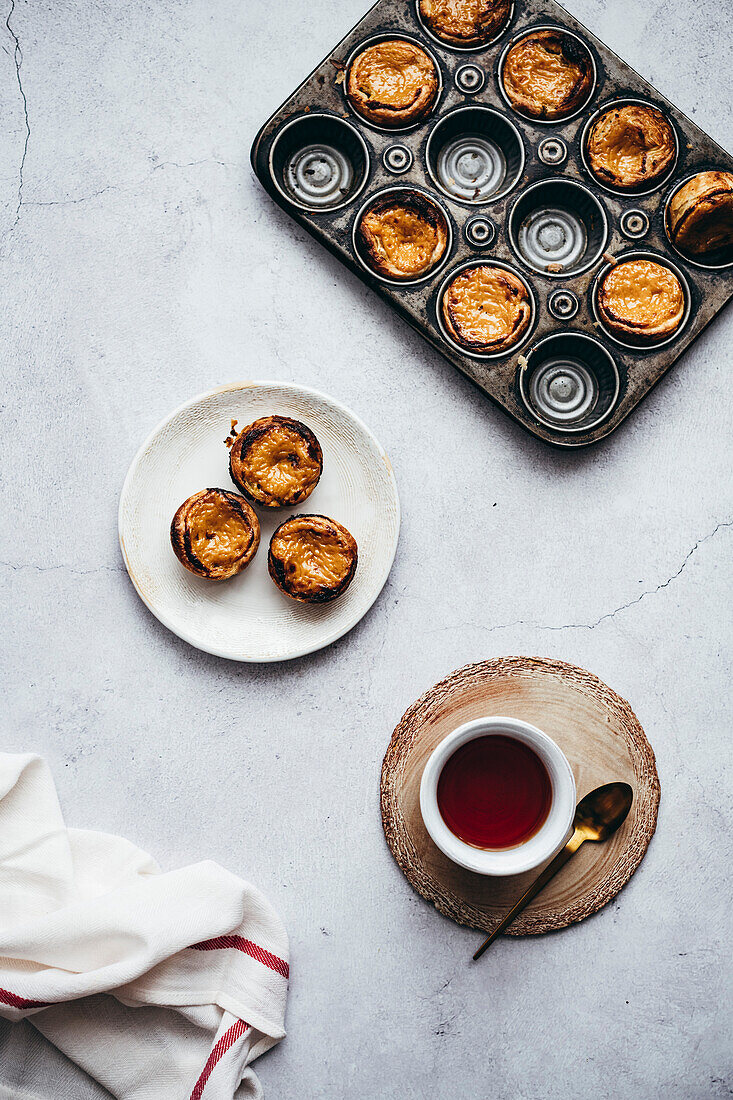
[583,101,677,193]
[666,171,733,264]
[251,0,733,446]
[439,263,533,356]
[354,189,450,282]
[500,28,595,121]
[595,257,688,346]
[345,38,440,129]
[417,0,513,49]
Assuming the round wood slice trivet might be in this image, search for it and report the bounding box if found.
[380,657,660,935]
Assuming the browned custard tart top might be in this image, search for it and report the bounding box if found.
[419,0,512,48]
[229,415,323,508]
[170,489,260,580]
[346,40,439,128]
[502,30,594,120]
[667,170,733,257]
[597,259,685,342]
[586,103,676,190]
[357,191,448,280]
[268,514,358,603]
[441,264,532,353]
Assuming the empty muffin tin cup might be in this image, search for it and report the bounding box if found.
[352,186,453,287]
[509,178,608,277]
[497,25,597,124]
[592,250,692,350]
[436,259,536,360]
[269,113,370,213]
[426,106,525,205]
[519,332,620,433]
[415,0,515,52]
[580,97,679,197]
[664,172,733,270]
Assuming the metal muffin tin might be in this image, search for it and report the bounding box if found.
[251,0,733,447]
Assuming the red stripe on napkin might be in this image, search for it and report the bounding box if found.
[190,936,289,979]
[189,1019,250,1100]
[0,987,50,1010]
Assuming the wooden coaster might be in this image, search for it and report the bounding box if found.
[380,657,660,935]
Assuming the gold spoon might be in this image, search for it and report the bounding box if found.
[472,782,633,961]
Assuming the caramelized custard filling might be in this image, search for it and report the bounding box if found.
[444,267,530,348]
[360,201,446,277]
[349,41,435,114]
[419,0,510,44]
[600,259,684,331]
[503,35,590,116]
[271,519,354,594]
[587,105,675,188]
[244,424,321,500]
[188,495,254,570]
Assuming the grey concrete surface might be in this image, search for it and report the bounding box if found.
[1,0,732,1097]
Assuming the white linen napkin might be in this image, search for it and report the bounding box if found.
[0,754,289,1099]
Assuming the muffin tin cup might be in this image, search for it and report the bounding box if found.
[268,112,371,214]
[343,33,444,134]
[352,185,454,287]
[414,0,515,53]
[497,24,597,125]
[251,0,733,448]
[508,177,609,278]
[591,250,692,351]
[435,259,537,360]
[518,332,620,434]
[426,106,525,205]
[580,97,680,198]
[663,171,733,271]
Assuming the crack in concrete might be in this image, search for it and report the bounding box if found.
[4,0,30,238]
[24,158,244,209]
[436,518,732,635]
[0,561,125,577]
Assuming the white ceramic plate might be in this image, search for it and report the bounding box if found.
[119,382,400,661]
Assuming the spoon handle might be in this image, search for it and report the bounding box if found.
[472,831,585,961]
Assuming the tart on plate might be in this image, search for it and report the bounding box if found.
[170,489,260,580]
[501,29,594,120]
[586,103,676,190]
[666,170,733,257]
[418,0,512,48]
[356,190,449,280]
[229,415,323,508]
[346,39,439,128]
[596,258,685,344]
[268,514,358,603]
[441,264,532,354]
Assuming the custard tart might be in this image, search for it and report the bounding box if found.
[346,40,439,128]
[268,515,358,603]
[419,0,512,48]
[666,170,733,257]
[596,258,685,344]
[170,489,260,580]
[441,264,532,354]
[586,103,676,191]
[501,29,594,120]
[229,415,323,509]
[356,191,448,280]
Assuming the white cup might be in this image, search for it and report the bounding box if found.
[419,716,576,876]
